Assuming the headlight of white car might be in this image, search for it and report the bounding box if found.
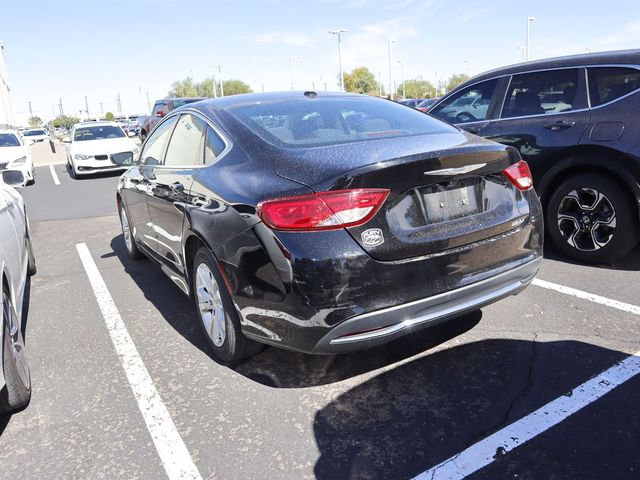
[10,156,26,166]
[74,153,92,160]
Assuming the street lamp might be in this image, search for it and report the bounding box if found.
[517,46,526,62]
[289,56,302,90]
[464,60,471,76]
[328,29,347,92]
[437,71,448,97]
[214,64,224,97]
[525,16,536,61]
[397,60,406,99]
[388,39,396,99]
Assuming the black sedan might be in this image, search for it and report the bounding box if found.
[116,92,543,363]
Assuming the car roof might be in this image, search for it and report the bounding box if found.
[468,49,640,84]
[0,129,20,135]
[74,121,120,128]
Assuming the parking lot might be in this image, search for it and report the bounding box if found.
[0,142,638,479]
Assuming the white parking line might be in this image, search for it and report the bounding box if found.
[414,350,640,480]
[76,243,202,480]
[532,278,640,316]
[49,164,60,185]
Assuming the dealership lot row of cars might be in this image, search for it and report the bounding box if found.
[0,49,639,478]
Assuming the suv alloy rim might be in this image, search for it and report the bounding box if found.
[557,188,617,251]
[3,291,30,390]
[195,263,226,347]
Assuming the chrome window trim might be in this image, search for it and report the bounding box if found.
[142,109,233,170]
[434,63,640,124]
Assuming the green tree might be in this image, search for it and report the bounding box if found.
[398,78,436,99]
[168,78,199,97]
[52,115,80,130]
[28,116,43,127]
[343,67,379,95]
[105,112,115,121]
[446,73,470,93]
[221,79,252,96]
[197,77,217,97]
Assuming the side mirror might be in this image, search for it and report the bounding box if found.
[111,151,134,166]
[24,139,35,146]
[62,136,71,143]
[2,170,25,187]
[156,111,166,117]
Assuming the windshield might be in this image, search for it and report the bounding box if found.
[73,125,126,141]
[0,133,21,147]
[23,129,46,136]
[227,96,455,148]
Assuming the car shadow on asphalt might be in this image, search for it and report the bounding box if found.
[312,339,639,480]
[108,234,483,387]
[543,242,640,271]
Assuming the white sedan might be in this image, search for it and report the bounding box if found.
[66,122,139,178]
[21,128,50,143]
[0,130,34,186]
[0,169,35,412]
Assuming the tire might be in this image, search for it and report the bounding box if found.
[119,204,144,260]
[0,287,31,413]
[546,173,639,264]
[68,162,77,180]
[139,131,147,143]
[26,222,36,276]
[192,247,262,364]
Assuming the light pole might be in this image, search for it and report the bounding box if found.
[214,64,224,97]
[517,46,526,62]
[99,102,104,115]
[397,60,406,99]
[437,71,448,97]
[28,101,33,122]
[525,16,536,61]
[388,39,396,99]
[328,29,347,91]
[378,71,383,96]
[464,60,471,76]
[59,98,64,117]
[289,56,301,90]
[85,96,90,120]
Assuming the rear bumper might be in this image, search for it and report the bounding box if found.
[312,256,541,354]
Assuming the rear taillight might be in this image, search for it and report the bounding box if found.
[503,160,533,191]
[257,189,390,231]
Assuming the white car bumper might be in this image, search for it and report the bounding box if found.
[72,157,130,175]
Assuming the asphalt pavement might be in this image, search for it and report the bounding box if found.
[0,145,639,479]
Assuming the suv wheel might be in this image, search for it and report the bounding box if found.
[119,204,144,260]
[0,287,31,412]
[546,173,639,264]
[192,247,262,364]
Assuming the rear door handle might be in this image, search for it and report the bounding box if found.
[544,120,575,131]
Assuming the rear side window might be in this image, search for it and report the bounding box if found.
[204,126,226,164]
[588,67,640,106]
[226,96,455,148]
[164,114,206,166]
[502,69,579,119]
[140,116,178,166]
[430,79,498,124]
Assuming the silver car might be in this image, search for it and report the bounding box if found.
[0,170,35,412]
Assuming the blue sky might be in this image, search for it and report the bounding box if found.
[2,0,639,122]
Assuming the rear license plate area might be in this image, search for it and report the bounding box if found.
[422,178,482,223]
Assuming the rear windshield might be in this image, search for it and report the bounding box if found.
[0,133,21,147]
[173,99,202,108]
[23,129,46,136]
[74,125,126,141]
[226,96,456,148]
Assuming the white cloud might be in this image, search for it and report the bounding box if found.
[254,31,314,48]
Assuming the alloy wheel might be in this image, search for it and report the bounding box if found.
[557,188,616,251]
[3,291,30,390]
[195,263,226,347]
